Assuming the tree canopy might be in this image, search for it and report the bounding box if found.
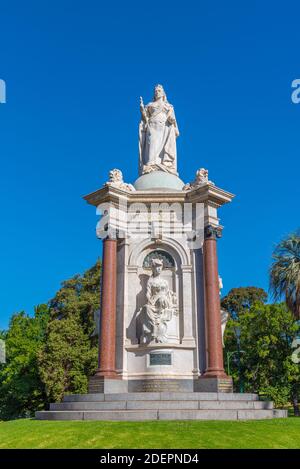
[0,261,100,419]
[224,300,300,408]
[221,286,267,319]
[0,305,49,419]
[270,230,300,319]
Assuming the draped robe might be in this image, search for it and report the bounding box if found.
[139,100,179,175]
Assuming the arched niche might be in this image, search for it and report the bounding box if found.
[126,237,192,345]
[143,249,175,270]
[128,237,190,269]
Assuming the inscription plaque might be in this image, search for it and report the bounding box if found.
[149,353,172,366]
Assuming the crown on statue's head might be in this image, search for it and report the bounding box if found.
[153,84,167,101]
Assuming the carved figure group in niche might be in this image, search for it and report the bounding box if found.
[137,257,178,344]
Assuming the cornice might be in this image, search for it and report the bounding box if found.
[185,183,235,207]
[83,182,235,208]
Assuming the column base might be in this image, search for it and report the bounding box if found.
[94,369,119,378]
[196,376,233,393]
[88,375,128,394]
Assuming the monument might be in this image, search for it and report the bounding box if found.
[36,85,287,420]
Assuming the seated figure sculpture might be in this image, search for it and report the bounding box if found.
[137,257,178,344]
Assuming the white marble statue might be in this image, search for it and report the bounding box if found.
[183,168,214,191]
[105,169,135,192]
[139,84,179,176]
[137,258,178,344]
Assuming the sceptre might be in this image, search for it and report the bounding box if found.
[140,96,148,124]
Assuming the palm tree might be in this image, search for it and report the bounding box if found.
[270,231,300,319]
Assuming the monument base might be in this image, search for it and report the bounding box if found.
[35,390,287,421]
[88,377,233,394]
[195,376,233,393]
[89,377,196,393]
[128,379,194,393]
[88,376,128,394]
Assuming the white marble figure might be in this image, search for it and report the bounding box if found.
[105,169,135,192]
[183,168,214,191]
[137,258,178,344]
[139,84,179,176]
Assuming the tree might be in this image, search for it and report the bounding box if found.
[38,316,97,402]
[0,261,101,418]
[0,305,49,420]
[270,231,300,319]
[224,302,300,413]
[221,286,267,319]
[38,261,100,402]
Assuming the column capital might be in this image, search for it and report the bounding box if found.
[102,228,124,241]
[204,224,222,240]
[103,233,117,241]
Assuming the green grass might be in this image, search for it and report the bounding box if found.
[1,418,300,449]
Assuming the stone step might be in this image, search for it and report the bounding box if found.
[198,400,273,410]
[36,408,282,421]
[273,409,288,418]
[51,401,127,411]
[63,392,259,403]
[52,400,273,411]
[36,410,157,421]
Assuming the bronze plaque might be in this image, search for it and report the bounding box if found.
[149,353,172,366]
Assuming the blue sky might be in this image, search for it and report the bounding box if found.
[0,0,299,329]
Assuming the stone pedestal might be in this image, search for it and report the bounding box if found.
[88,376,128,394]
[35,167,286,421]
[83,179,236,390]
[195,377,233,393]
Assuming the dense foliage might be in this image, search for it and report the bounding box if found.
[0,305,49,419]
[223,292,300,410]
[0,262,100,420]
[270,231,300,319]
[38,261,100,402]
[221,286,267,318]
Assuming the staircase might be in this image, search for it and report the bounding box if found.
[36,392,287,421]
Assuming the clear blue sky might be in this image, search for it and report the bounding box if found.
[0,1,299,330]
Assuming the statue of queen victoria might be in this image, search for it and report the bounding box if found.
[137,258,178,344]
[139,84,179,175]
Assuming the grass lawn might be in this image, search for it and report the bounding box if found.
[0,418,300,449]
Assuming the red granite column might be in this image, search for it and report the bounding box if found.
[203,225,227,378]
[95,237,118,378]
